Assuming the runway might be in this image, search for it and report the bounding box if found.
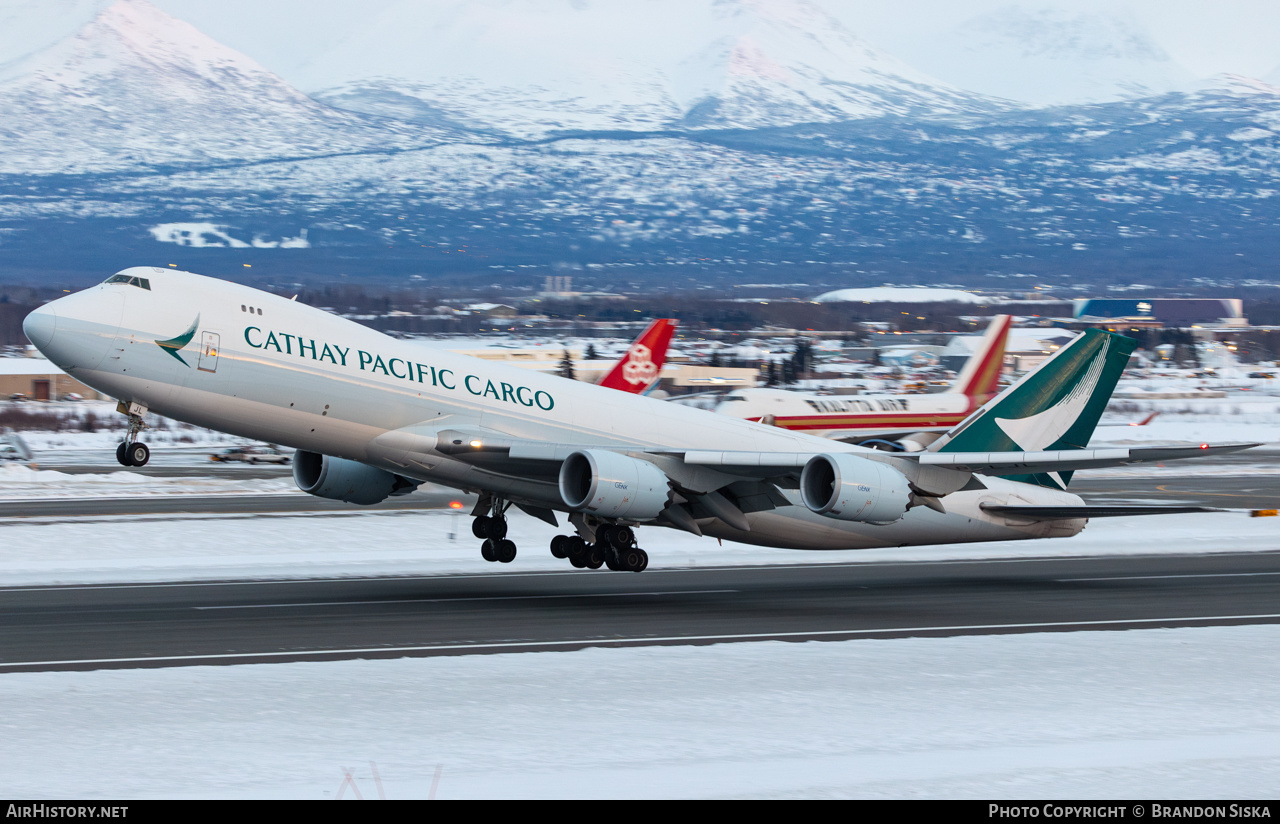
[1071,475,1280,510]
[3,550,1280,672]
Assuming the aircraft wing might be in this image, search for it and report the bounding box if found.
[417,426,1257,480]
[373,425,1258,532]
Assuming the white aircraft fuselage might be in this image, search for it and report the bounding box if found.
[24,268,1085,551]
[714,386,976,441]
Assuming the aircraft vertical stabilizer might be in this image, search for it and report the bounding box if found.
[946,314,1011,401]
[597,319,676,394]
[930,329,1137,488]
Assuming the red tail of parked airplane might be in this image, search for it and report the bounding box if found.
[598,319,677,393]
[947,313,1012,402]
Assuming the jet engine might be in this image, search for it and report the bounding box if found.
[292,450,418,505]
[558,449,671,521]
[799,453,912,524]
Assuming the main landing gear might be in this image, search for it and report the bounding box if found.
[470,497,649,572]
[550,524,649,573]
[473,501,517,564]
[115,401,150,467]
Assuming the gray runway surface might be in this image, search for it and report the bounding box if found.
[2,551,1279,672]
[1071,475,1280,510]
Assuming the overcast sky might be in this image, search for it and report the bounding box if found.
[5,0,1280,86]
[143,0,1280,81]
[842,0,1280,79]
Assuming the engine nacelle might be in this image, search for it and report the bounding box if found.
[293,450,416,505]
[558,449,671,521]
[799,453,912,524]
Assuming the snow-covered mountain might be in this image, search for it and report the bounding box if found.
[300,0,997,136]
[905,3,1195,106]
[3,0,1280,291]
[0,0,453,174]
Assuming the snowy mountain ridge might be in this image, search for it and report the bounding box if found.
[906,3,1196,106]
[4,1,1280,288]
[302,0,1000,136]
[0,0,457,174]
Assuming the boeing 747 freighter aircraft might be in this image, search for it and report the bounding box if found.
[23,268,1253,572]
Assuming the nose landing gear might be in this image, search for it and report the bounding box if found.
[115,401,150,467]
[116,441,150,468]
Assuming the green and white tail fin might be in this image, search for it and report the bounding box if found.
[929,329,1137,488]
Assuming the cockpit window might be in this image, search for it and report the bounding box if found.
[104,274,151,290]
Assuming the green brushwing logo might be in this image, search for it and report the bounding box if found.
[155,315,200,367]
[939,329,1138,489]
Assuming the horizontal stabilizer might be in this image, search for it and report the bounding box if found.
[909,443,1260,474]
[981,504,1226,520]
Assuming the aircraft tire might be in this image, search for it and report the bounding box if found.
[480,539,497,562]
[620,548,645,572]
[484,517,508,541]
[609,526,635,549]
[471,516,491,540]
[550,535,570,559]
[125,442,150,467]
[565,536,587,559]
[584,546,605,570]
[115,442,129,467]
[495,539,517,563]
[569,554,587,569]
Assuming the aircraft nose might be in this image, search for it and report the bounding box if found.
[22,304,57,351]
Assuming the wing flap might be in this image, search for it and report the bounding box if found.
[679,451,812,469]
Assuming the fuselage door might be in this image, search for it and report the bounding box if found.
[198,331,221,373]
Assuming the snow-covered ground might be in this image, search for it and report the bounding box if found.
[2,386,1279,798]
[3,624,1279,799]
[0,462,296,500]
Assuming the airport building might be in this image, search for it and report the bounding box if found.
[0,354,108,401]
[1072,298,1247,328]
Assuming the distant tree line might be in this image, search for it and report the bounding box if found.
[5,277,1280,369]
